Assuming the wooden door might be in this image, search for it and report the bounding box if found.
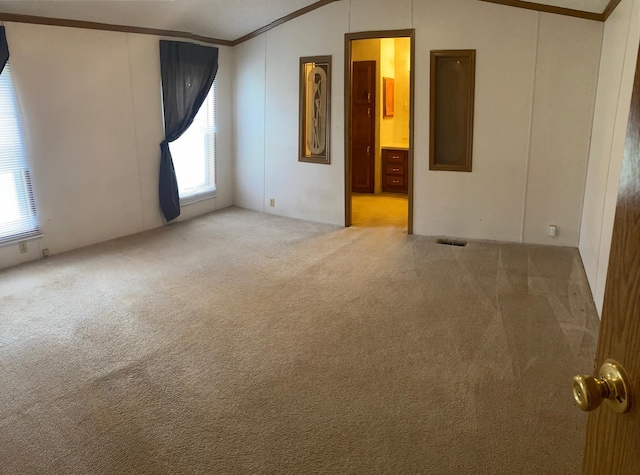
[351,61,376,193]
[582,46,640,473]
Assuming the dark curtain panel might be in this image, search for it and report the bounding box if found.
[159,40,219,222]
[0,27,9,75]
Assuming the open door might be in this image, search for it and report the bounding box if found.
[344,30,415,233]
[575,46,640,473]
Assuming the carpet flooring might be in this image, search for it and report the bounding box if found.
[352,193,408,229]
[0,208,600,474]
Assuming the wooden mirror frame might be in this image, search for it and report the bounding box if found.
[429,50,476,172]
[299,55,332,164]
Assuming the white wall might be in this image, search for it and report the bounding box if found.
[417,1,546,243]
[523,14,602,245]
[233,34,266,212]
[233,0,603,246]
[263,2,349,225]
[0,0,613,271]
[0,22,233,270]
[579,0,640,315]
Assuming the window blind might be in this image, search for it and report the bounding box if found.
[0,61,40,244]
[169,80,217,203]
[212,79,217,190]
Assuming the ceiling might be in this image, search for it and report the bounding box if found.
[0,0,618,43]
[0,0,322,42]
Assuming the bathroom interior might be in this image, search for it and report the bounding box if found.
[350,37,411,230]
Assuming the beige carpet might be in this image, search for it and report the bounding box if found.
[352,192,408,228]
[0,208,599,474]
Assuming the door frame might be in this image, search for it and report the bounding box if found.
[344,29,416,234]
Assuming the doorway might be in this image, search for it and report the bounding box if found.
[344,30,415,233]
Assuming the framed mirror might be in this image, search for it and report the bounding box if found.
[430,50,476,172]
[299,56,332,164]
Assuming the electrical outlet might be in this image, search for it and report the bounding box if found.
[548,225,558,237]
[269,198,275,208]
[18,241,28,253]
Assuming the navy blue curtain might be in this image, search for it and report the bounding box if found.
[0,27,9,75]
[159,40,218,222]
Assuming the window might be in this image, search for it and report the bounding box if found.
[169,80,216,204]
[0,61,39,244]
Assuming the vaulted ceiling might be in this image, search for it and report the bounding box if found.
[0,0,620,44]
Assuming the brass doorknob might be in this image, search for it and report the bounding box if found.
[573,359,631,414]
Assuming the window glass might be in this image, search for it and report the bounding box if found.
[0,62,39,244]
[169,81,216,201]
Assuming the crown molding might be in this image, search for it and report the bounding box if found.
[0,0,626,48]
[0,12,233,46]
[231,0,342,46]
[476,0,603,21]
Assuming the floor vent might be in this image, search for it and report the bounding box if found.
[437,239,468,247]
